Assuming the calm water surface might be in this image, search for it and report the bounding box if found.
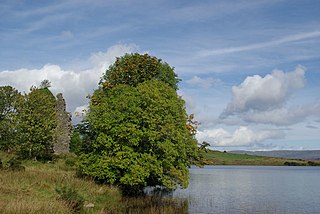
[173,165,320,214]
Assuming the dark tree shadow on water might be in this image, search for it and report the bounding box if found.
[119,186,188,214]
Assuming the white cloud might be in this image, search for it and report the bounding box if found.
[199,31,320,57]
[219,66,320,127]
[0,43,138,118]
[197,126,284,147]
[222,66,305,116]
[243,104,320,126]
[89,43,139,72]
[177,90,197,113]
[186,76,220,88]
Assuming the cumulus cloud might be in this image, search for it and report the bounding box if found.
[186,76,220,88]
[222,66,305,116]
[197,126,284,147]
[243,103,320,126]
[89,44,139,72]
[0,43,138,118]
[217,66,320,127]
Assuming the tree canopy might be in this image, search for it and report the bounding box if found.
[0,86,23,151]
[101,53,180,90]
[0,82,70,160]
[17,87,57,160]
[79,53,199,194]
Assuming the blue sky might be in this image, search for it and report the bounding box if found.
[1,0,320,150]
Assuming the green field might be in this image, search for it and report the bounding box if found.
[201,149,320,166]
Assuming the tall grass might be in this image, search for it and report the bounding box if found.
[120,196,188,214]
[0,152,188,213]
[0,152,120,213]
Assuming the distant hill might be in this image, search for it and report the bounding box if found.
[230,150,320,160]
[200,150,320,166]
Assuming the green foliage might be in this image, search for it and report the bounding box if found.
[56,186,84,213]
[307,161,320,166]
[7,157,25,171]
[70,128,82,154]
[17,87,57,160]
[63,153,78,168]
[0,157,25,171]
[0,86,23,151]
[284,161,307,166]
[0,151,189,213]
[101,53,180,90]
[0,83,60,161]
[199,141,210,153]
[79,55,199,194]
[70,124,92,155]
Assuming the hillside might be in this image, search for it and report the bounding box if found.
[230,150,320,160]
[201,150,320,166]
[0,152,187,214]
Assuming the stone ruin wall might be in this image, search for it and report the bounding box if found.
[54,93,71,154]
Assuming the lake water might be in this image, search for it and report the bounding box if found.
[173,165,320,214]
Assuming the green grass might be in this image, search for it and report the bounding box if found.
[1,149,318,213]
[0,152,121,213]
[201,149,320,166]
[0,151,187,214]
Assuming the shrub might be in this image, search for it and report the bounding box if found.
[307,161,320,166]
[64,154,78,167]
[284,161,306,166]
[7,158,25,171]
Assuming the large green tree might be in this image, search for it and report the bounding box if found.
[18,86,57,160]
[101,53,180,90]
[0,86,23,151]
[78,53,199,194]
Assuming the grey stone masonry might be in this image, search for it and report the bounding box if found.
[54,93,71,154]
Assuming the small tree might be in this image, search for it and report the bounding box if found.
[199,141,210,153]
[0,86,23,151]
[39,79,51,89]
[18,87,57,160]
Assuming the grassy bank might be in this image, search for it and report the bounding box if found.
[1,150,318,213]
[0,152,187,214]
[201,149,320,166]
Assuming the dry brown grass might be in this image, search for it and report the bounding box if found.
[0,198,70,214]
[0,153,122,213]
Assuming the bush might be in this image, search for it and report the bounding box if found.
[64,154,78,167]
[0,158,26,171]
[307,161,320,166]
[284,161,306,166]
[56,186,84,213]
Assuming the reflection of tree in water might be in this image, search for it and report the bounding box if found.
[122,195,188,214]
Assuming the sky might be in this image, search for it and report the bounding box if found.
[1,0,320,151]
